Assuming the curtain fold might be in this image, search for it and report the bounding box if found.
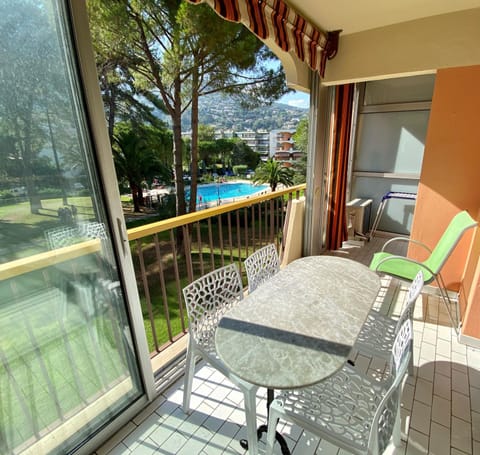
[187,0,340,77]
[326,84,354,251]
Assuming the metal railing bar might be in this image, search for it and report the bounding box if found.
[207,218,215,270]
[153,234,173,342]
[235,210,242,273]
[127,184,306,241]
[227,212,233,264]
[195,222,204,277]
[258,203,262,245]
[244,207,249,260]
[136,239,159,353]
[170,229,186,334]
[250,205,256,253]
[217,214,225,268]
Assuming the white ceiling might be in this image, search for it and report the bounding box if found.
[287,0,480,35]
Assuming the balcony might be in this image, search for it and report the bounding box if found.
[127,185,305,368]
[92,208,480,454]
[2,184,479,454]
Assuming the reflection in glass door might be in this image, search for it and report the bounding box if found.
[0,1,144,453]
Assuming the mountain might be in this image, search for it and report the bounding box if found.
[157,92,308,132]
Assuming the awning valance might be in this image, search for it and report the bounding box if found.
[187,0,340,77]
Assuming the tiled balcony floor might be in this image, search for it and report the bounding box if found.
[95,237,480,455]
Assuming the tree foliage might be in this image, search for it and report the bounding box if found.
[197,135,259,172]
[253,159,294,192]
[231,140,260,170]
[112,122,172,211]
[0,0,80,212]
[292,116,308,184]
[87,0,290,216]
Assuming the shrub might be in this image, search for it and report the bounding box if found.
[233,165,247,176]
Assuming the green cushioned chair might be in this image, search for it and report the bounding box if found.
[370,210,477,332]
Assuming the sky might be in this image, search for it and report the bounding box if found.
[277,90,310,109]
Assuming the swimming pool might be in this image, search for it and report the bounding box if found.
[188,182,268,205]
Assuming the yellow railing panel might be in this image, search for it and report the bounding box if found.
[127,184,305,240]
[0,185,306,281]
[0,239,101,281]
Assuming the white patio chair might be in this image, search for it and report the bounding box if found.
[265,319,413,455]
[44,225,80,250]
[77,221,108,240]
[182,264,260,455]
[244,243,280,293]
[353,270,423,374]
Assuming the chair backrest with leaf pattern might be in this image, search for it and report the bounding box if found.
[370,319,413,454]
[244,243,280,293]
[182,264,243,344]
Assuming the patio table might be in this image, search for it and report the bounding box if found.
[215,255,381,454]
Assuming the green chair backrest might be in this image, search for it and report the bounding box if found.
[424,210,477,275]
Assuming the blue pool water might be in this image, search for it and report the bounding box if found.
[188,182,268,205]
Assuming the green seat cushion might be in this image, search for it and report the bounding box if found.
[369,252,434,283]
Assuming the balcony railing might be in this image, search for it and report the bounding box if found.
[0,184,304,453]
[0,184,305,383]
[127,184,306,361]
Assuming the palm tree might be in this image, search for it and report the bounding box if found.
[112,122,171,212]
[252,158,294,191]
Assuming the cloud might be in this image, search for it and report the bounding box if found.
[287,98,308,109]
[277,91,310,109]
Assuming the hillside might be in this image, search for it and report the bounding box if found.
[157,92,308,132]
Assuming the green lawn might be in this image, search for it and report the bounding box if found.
[0,196,95,261]
[0,283,139,453]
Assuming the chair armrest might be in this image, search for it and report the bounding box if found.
[374,255,436,281]
[381,237,432,255]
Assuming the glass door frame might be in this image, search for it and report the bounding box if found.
[66,2,156,452]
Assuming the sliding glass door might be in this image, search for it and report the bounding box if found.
[350,75,434,235]
[0,1,146,453]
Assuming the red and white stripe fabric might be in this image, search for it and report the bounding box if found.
[187,0,340,77]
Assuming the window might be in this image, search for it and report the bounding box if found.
[0,1,144,452]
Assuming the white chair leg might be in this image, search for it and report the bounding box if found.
[183,343,196,414]
[408,345,414,376]
[392,401,402,448]
[242,388,258,455]
[265,402,281,455]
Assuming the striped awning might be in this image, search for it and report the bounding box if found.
[187,0,340,77]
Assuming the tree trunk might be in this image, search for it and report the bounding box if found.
[21,96,42,214]
[189,64,199,214]
[129,182,143,212]
[107,82,116,144]
[172,77,186,217]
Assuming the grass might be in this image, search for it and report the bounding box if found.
[0,280,140,453]
[1,191,293,450]
[3,197,284,353]
[134,229,270,352]
[0,196,95,261]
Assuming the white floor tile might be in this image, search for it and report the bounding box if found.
[471,411,480,443]
[406,428,429,454]
[470,387,480,413]
[451,416,473,454]
[429,421,451,455]
[414,378,433,406]
[432,395,451,428]
[452,391,471,422]
[434,373,452,400]
[411,400,432,435]
[96,264,480,455]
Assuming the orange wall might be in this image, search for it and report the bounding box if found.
[409,65,480,337]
